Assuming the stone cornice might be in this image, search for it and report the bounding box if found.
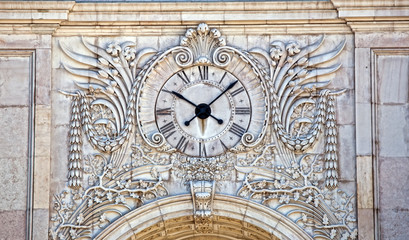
[330,0,409,31]
[0,1,407,34]
[0,1,74,34]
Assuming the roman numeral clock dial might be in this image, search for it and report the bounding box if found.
[138,64,268,158]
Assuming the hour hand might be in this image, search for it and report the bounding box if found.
[171,91,197,107]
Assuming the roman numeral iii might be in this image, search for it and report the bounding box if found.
[235,107,251,115]
[229,123,246,137]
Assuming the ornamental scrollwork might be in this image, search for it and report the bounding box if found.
[52,23,357,240]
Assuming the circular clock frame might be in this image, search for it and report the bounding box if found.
[136,47,269,157]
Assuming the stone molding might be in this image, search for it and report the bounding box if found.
[95,194,313,240]
[0,1,407,34]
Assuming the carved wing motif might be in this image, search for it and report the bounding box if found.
[60,38,157,187]
[251,37,345,189]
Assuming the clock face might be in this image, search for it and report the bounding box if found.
[138,65,267,157]
[155,66,251,157]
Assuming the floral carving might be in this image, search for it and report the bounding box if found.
[50,151,170,239]
[173,153,234,182]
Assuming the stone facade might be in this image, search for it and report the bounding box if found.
[0,1,408,240]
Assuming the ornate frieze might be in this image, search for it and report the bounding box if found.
[51,23,356,240]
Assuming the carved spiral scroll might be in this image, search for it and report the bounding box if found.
[241,132,258,147]
[150,132,166,147]
[213,47,233,68]
[173,47,193,68]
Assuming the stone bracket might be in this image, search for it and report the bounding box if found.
[190,180,215,233]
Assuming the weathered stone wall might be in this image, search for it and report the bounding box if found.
[0,1,407,239]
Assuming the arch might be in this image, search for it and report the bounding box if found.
[96,194,312,240]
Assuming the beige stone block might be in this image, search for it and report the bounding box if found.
[35,49,52,105]
[0,34,51,49]
[161,2,243,12]
[338,125,357,181]
[214,200,248,217]
[35,105,51,158]
[332,66,354,90]
[50,125,70,193]
[139,12,182,23]
[32,209,49,240]
[357,208,374,240]
[220,25,245,36]
[376,52,409,104]
[377,105,409,157]
[247,35,270,51]
[339,7,409,19]
[181,12,224,23]
[378,157,409,210]
[377,156,409,238]
[0,107,29,159]
[135,35,159,51]
[355,32,409,48]
[0,210,26,239]
[50,87,73,127]
[378,206,409,240]
[158,35,180,51]
[0,53,31,106]
[225,35,248,50]
[0,157,27,211]
[335,89,355,126]
[355,103,373,156]
[357,156,373,209]
[34,156,50,209]
[0,10,68,22]
[355,48,371,104]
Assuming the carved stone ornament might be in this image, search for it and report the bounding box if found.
[51,23,357,240]
[190,180,215,233]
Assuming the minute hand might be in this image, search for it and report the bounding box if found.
[208,80,238,106]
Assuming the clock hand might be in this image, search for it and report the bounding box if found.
[171,91,197,107]
[170,91,224,126]
[208,80,238,106]
[184,114,223,126]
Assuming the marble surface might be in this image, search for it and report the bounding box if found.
[0,2,407,239]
